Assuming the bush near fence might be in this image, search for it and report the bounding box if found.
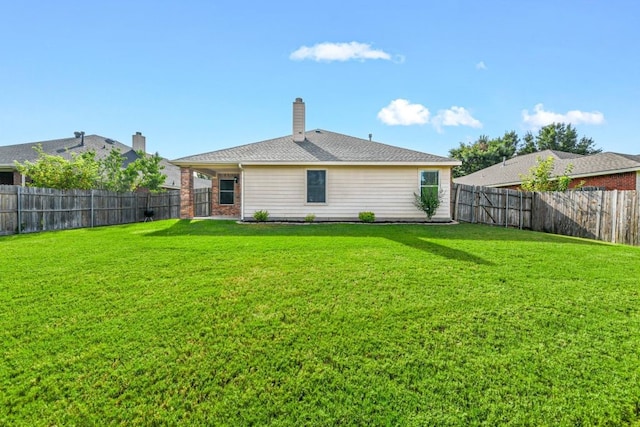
[452,183,640,246]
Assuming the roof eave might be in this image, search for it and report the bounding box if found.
[569,167,640,179]
[171,160,461,167]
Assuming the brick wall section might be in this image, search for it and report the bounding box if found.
[570,172,637,190]
[180,167,194,219]
[499,172,638,191]
[13,171,22,185]
[212,173,241,217]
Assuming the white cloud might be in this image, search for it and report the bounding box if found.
[377,99,430,126]
[476,61,487,70]
[432,106,482,132]
[290,42,392,62]
[522,103,605,128]
[377,100,482,131]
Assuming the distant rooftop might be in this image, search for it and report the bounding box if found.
[455,149,640,187]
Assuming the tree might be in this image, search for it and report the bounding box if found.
[517,123,601,155]
[16,146,166,192]
[97,148,166,193]
[519,156,576,191]
[99,148,139,192]
[15,145,100,190]
[449,131,520,178]
[450,123,600,178]
[133,151,166,193]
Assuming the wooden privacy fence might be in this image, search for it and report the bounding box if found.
[0,185,180,235]
[452,183,640,246]
[452,184,533,229]
[532,190,639,245]
[194,187,212,217]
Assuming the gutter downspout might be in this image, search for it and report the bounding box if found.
[238,163,244,221]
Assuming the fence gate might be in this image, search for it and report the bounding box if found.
[194,188,212,217]
[452,184,533,229]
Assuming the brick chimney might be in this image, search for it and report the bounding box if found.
[293,98,305,142]
[132,132,146,153]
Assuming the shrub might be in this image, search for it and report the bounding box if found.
[358,211,376,223]
[253,210,269,222]
[304,214,316,223]
[414,189,442,219]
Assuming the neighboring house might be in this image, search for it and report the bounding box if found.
[172,98,461,222]
[0,132,209,190]
[455,149,640,190]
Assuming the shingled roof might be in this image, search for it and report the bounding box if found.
[455,149,640,187]
[172,129,459,166]
[0,134,208,190]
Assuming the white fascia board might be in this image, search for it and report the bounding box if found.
[238,161,462,167]
[480,167,640,188]
[569,167,640,179]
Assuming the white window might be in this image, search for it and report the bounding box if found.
[306,170,326,203]
[420,170,439,197]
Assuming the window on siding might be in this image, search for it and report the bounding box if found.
[307,170,326,203]
[219,179,235,205]
[420,170,439,198]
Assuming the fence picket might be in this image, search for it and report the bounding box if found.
[0,185,182,235]
[451,184,639,246]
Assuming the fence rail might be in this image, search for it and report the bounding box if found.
[0,185,180,235]
[452,183,640,246]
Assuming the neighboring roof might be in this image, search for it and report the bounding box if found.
[172,129,460,166]
[455,149,640,187]
[0,134,209,190]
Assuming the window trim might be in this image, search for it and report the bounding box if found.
[419,169,440,197]
[305,169,327,204]
[219,178,235,205]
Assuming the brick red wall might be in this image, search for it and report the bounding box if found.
[180,167,194,219]
[211,173,241,217]
[570,172,636,190]
[497,172,637,191]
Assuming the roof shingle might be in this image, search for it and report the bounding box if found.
[455,149,640,187]
[172,129,458,165]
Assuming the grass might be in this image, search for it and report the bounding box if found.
[1,220,640,426]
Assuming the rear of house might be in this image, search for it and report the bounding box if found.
[173,98,460,222]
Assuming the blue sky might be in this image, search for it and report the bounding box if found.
[1,0,638,160]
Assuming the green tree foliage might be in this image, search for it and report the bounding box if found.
[15,145,100,190]
[16,146,166,192]
[99,148,139,192]
[134,151,166,193]
[449,131,520,178]
[450,123,600,177]
[517,123,601,155]
[519,156,575,191]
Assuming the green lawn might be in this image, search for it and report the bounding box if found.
[1,220,639,426]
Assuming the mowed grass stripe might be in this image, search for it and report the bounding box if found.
[1,220,639,426]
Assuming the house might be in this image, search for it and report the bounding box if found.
[0,132,209,190]
[454,149,640,190]
[172,98,461,222]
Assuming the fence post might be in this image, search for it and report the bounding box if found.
[17,186,22,234]
[611,190,618,244]
[90,190,94,228]
[453,184,461,221]
[505,191,509,228]
[471,186,476,223]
